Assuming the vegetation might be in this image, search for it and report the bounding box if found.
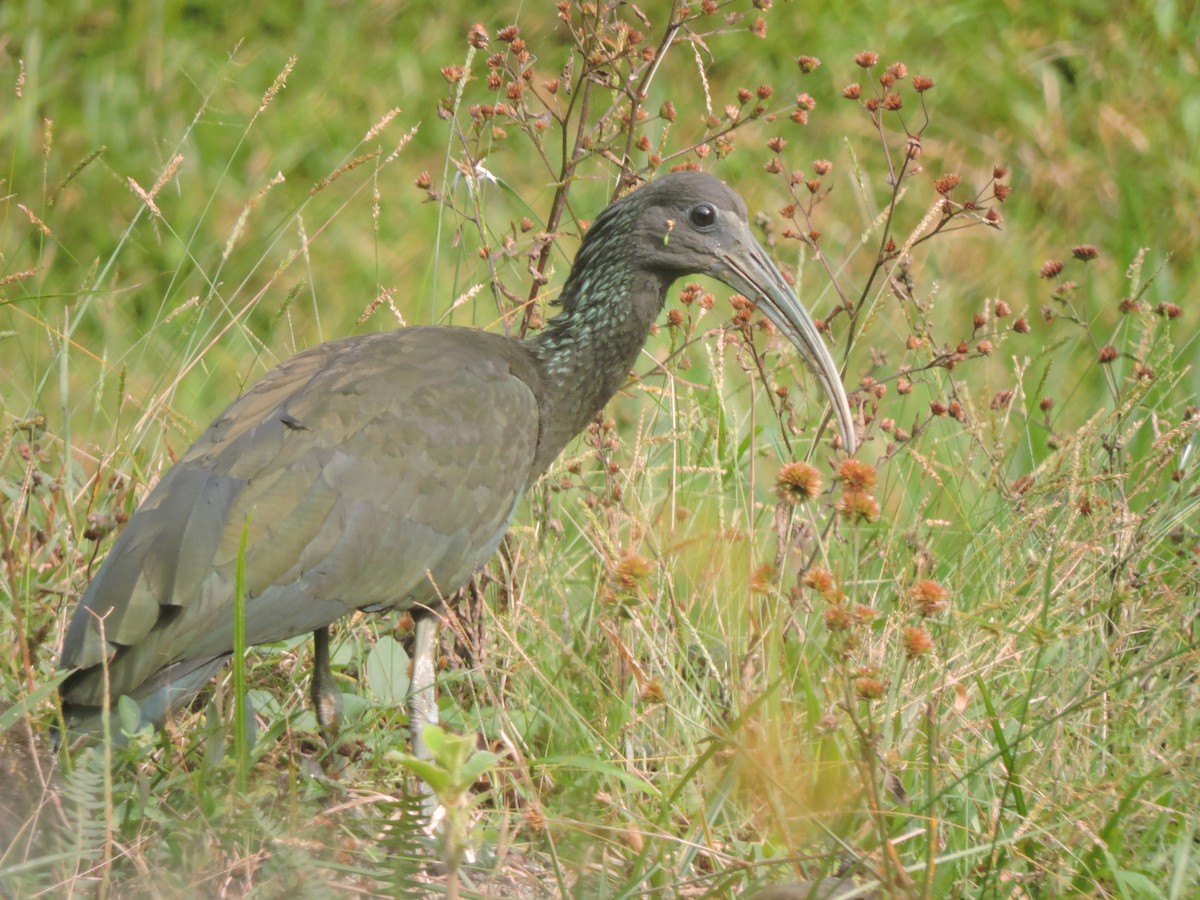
[1,1,1196,896]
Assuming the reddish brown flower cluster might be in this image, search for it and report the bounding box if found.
[838,490,881,523]
[824,604,853,631]
[614,554,652,595]
[1071,244,1100,262]
[802,566,836,597]
[1098,345,1118,364]
[775,461,823,504]
[934,173,961,196]
[855,672,886,700]
[796,55,821,73]
[838,459,877,492]
[468,23,489,49]
[1039,260,1064,279]
[909,579,950,616]
[912,74,934,92]
[903,625,934,658]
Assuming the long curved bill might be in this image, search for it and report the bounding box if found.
[714,234,857,455]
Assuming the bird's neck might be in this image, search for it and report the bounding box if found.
[524,269,670,475]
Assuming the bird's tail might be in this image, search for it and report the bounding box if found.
[57,654,231,746]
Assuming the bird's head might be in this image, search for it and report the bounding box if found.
[608,171,858,454]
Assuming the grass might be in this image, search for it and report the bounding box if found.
[2,0,1198,896]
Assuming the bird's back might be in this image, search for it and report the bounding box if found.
[60,326,542,727]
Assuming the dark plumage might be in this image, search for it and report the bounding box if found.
[59,172,856,750]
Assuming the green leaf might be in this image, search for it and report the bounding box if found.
[459,751,502,786]
[387,752,451,794]
[533,754,662,797]
[117,694,141,735]
[366,636,410,706]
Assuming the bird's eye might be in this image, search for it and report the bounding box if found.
[688,203,717,229]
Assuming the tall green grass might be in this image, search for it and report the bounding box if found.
[1,1,1196,895]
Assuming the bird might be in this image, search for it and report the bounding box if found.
[58,171,857,764]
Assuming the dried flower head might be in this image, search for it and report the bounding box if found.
[468,23,490,48]
[812,159,832,176]
[1013,317,1031,334]
[842,83,862,100]
[1098,345,1118,364]
[838,491,880,523]
[909,579,950,616]
[882,93,903,111]
[1039,259,1064,279]
[1071,244,1099,262]
[853,604,878,625]
[824,604,853,632]
[614,553,652,590]
[802,566,836,597]
[497,24,520,42]
[1039,397,1054,411]
[776,461,823,504]
[838,459,877,492]
[1156,302,1182,319]
[854,51,879,68]
[994,299,1011,317]
[855,676,886,700]
[934,173,961,195]
[903,625,934,658]
[912,74,935,92]
[795,92,816,111]
[796,55,822,73]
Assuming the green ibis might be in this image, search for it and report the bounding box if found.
[58,171,857,761]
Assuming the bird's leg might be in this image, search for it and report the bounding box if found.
[408,610,441,817]
[409,611,440,757]
[311,626,343,755]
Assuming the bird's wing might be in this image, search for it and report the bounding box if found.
[61,328,541,707]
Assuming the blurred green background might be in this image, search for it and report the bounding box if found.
[1,0,1197,894]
